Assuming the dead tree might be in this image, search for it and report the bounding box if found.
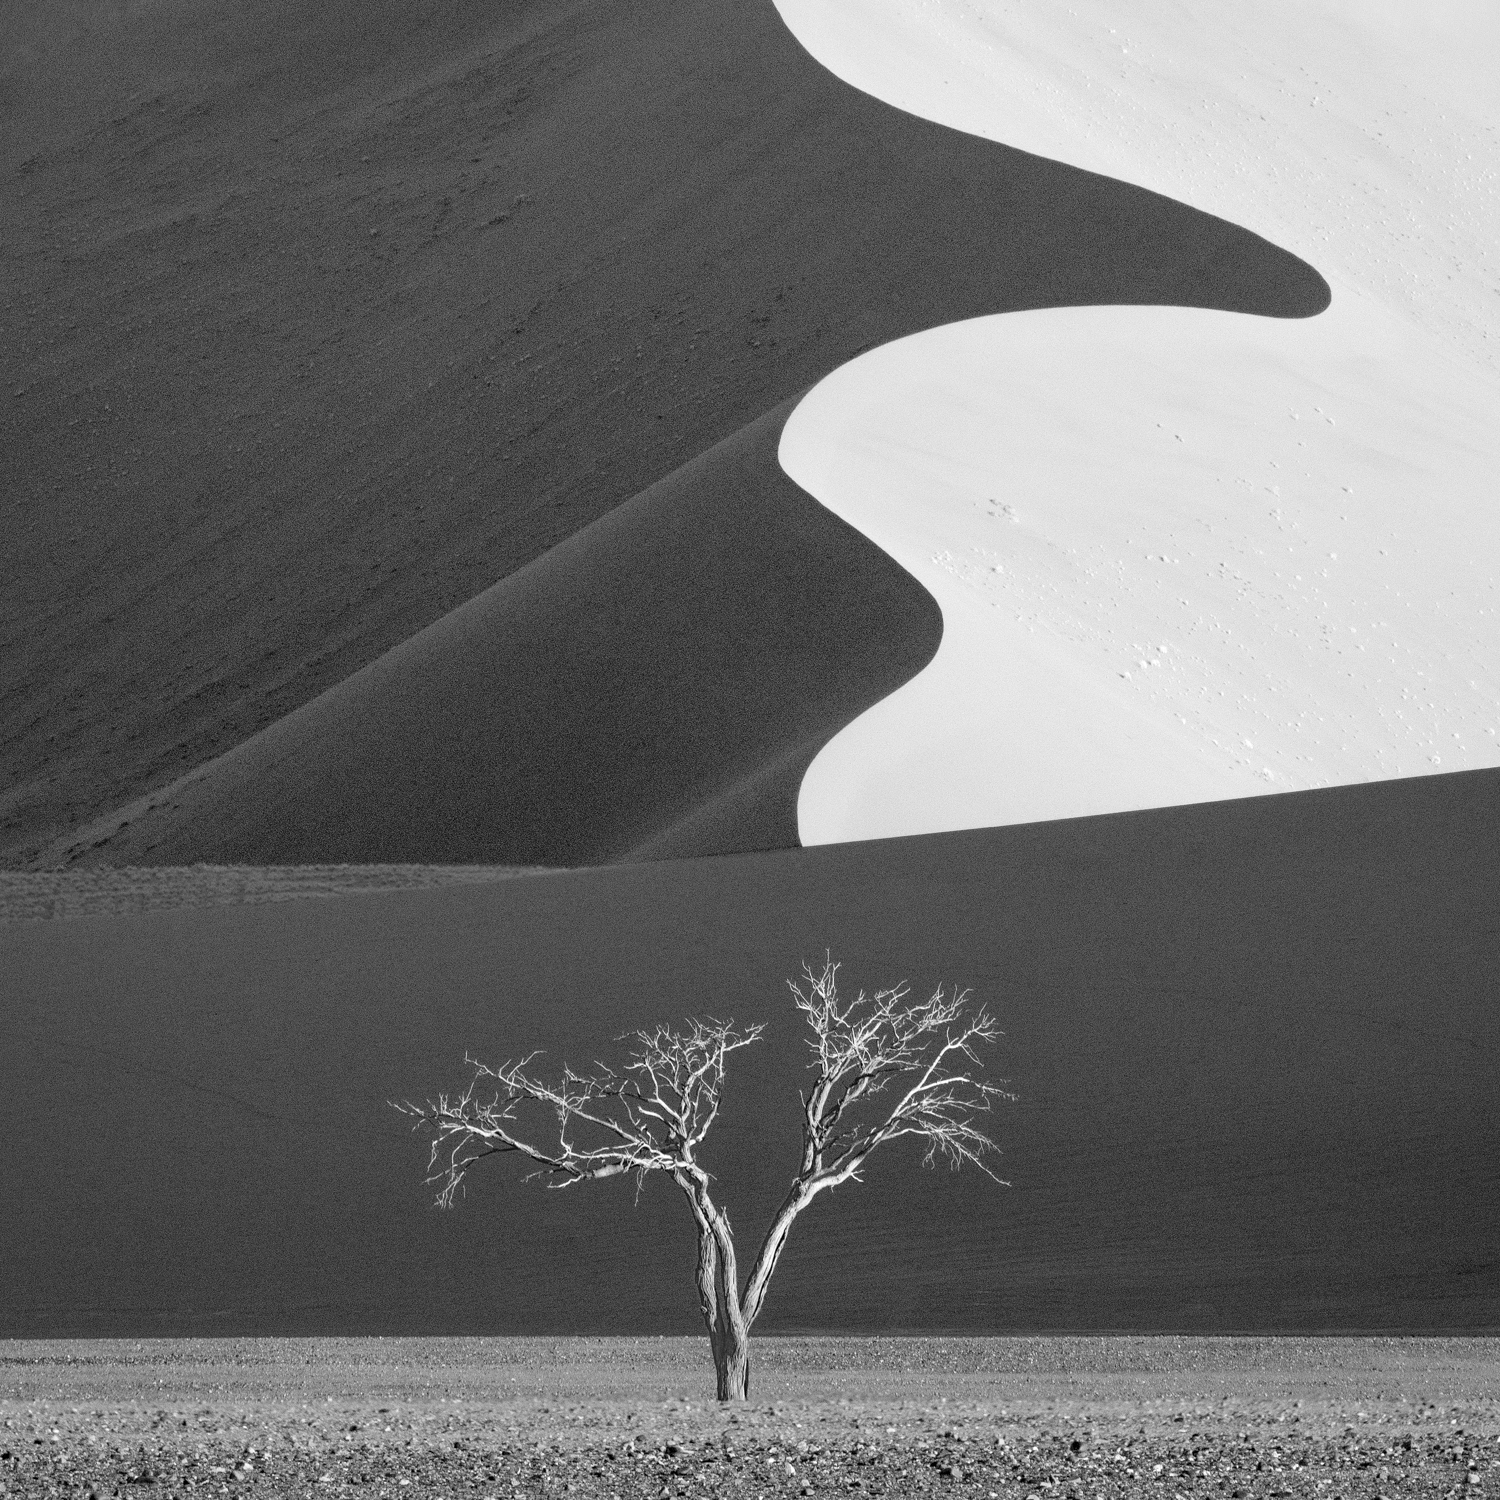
[394,957,1012,1401]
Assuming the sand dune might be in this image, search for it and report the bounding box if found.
[42,405,938,867]
[789,300,1500,840]
[4,771,1497,1334]
[776,0,1500,841]
[774,0,1500,380]
[4,0,1324,869]
[7,0,1496,1343]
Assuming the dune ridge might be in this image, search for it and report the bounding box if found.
[44,404,941,868]
[7,0,1326,869]
[774,0,1500,843]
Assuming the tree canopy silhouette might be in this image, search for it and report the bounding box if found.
[395,957,1012,1399]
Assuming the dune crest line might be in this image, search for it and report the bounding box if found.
[29,0,1335,869]
[776,0,1500,844]
[43,404,939,868]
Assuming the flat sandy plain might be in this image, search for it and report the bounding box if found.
[2,1338,1496,1499]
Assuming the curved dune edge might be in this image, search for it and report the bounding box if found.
[769,0,1499,378]
[787,299,1500,841]
[774,0,1500,844]
[44,403,941,869]
[8,0,1333,868]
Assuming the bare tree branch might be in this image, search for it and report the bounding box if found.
[738,957,1012,1328]
[391,1018,764,1207]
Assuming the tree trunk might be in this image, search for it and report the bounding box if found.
[713,1326,751,1401]
[676,1170,753,1401]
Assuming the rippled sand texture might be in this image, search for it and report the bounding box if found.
[780,0,1500,841]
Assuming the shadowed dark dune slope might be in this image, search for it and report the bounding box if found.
[46,403,941,866]
[3,0,1327,866]
[4,770,1495,1336]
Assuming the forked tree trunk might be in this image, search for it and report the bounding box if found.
[704,1262,752,1400]
[682,1186,753,1402]
[712,1317,751,1401]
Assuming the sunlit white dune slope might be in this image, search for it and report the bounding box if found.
[776,0,1500,842]
[787,300,1500,837]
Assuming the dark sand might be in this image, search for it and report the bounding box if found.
[41,405,941,867]
[4,770,1496,1337]
[2,0,1326,867]
[2,1338,1495,1498]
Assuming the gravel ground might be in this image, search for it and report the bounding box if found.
[1,1338,1495,1500]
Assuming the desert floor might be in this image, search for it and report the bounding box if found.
[2,1337,1495,1500]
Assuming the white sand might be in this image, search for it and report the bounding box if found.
[775,0,1500,842]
